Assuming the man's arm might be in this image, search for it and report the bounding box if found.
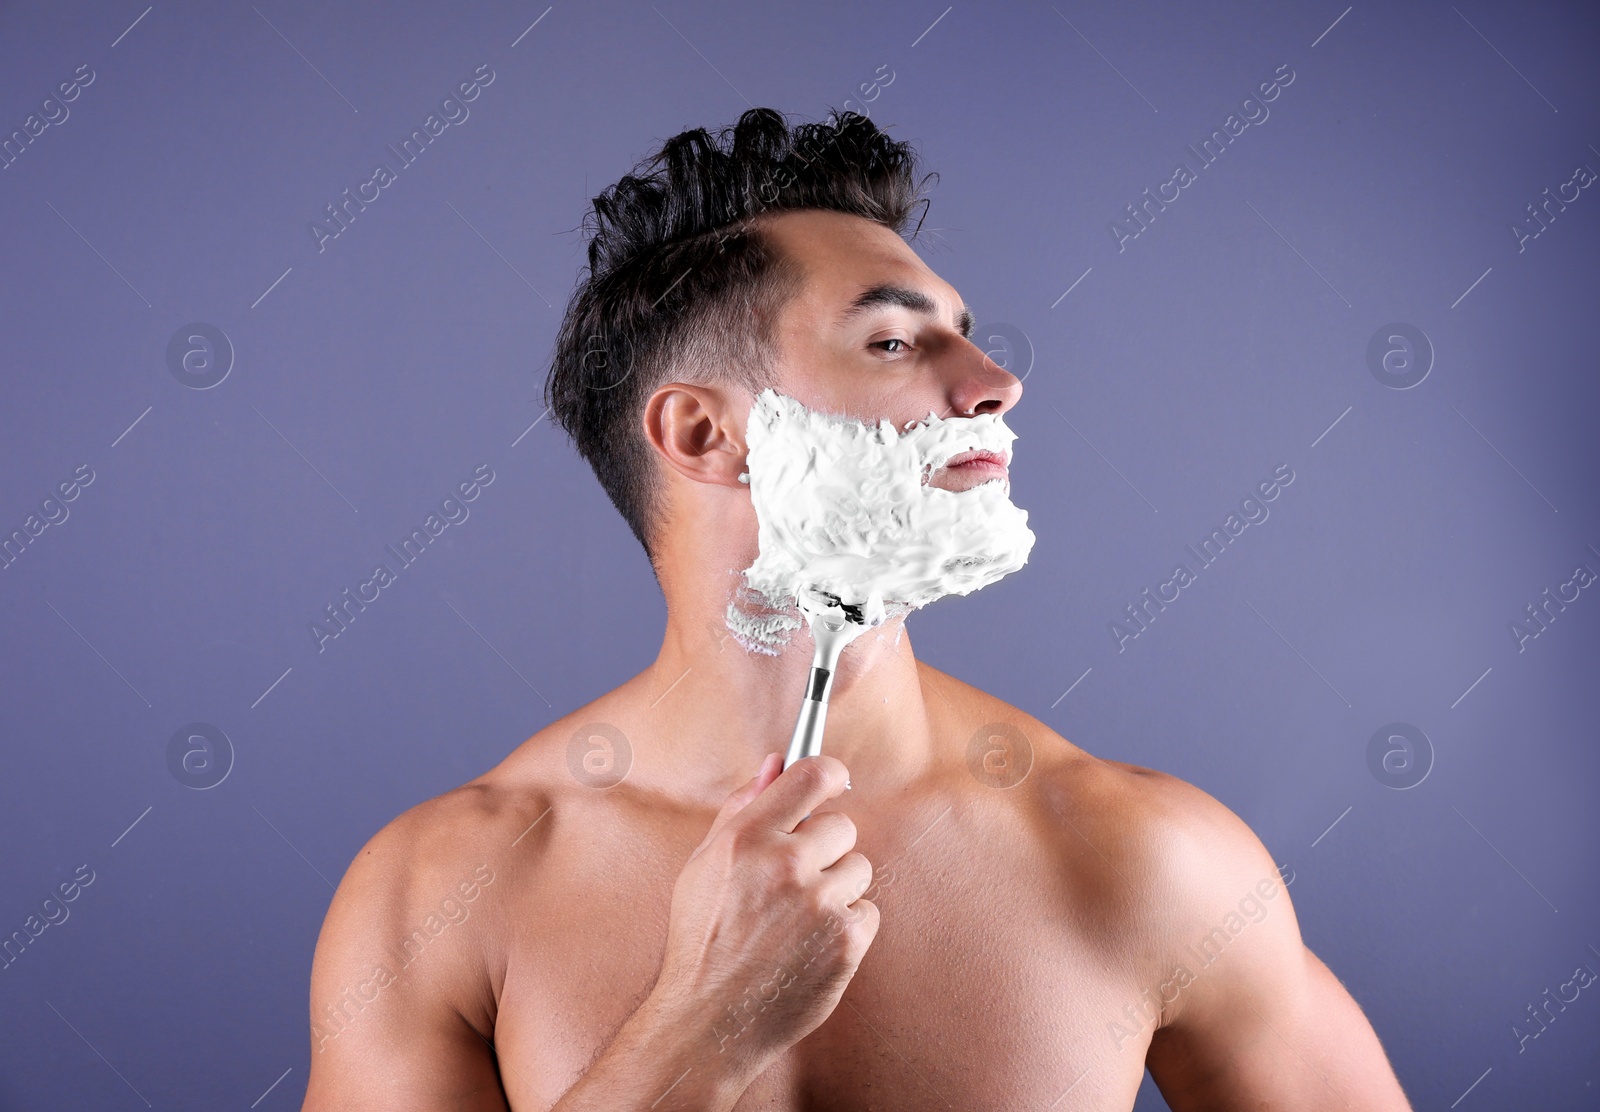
[1137,775,1414,1110]
[303,753,877,1111]
[300,807,512,1111]
[299,802,765,1112]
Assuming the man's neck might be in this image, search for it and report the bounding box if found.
[613,492,947,806]
[629,604,940,806]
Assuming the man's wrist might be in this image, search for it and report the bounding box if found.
[554,988,765,1111]
[622,989,765,1109]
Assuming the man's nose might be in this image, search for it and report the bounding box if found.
[943,337,1023,418]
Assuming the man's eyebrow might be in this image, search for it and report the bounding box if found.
[836,283,975,339]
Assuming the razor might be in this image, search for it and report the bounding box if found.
[782,585,882,770]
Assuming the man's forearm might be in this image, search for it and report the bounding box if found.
[551,992,762,1111]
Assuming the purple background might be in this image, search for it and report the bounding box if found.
[2,1,1597,1107]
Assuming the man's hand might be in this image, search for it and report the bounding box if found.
[549,752,880,1110]
[654,752,880,1071]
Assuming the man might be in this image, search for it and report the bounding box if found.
[302,108,1414,1110]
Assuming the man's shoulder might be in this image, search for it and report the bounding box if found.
[920,660,1188,822]
[343,718,587,900]
[339,678,665,904]
[310,735,578,1037]
[317,784,526,959]
[927,666,1291,940]
[348,779,543,889]
[1054,754,1292,934]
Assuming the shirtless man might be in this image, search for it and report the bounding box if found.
[302,108,1414,1110]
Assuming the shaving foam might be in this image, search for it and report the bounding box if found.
[726,388,1036,650]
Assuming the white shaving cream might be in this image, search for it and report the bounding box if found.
[726,388,1036,651]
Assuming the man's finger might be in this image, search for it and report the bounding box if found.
[743,755,851,835]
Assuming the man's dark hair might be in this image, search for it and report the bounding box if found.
[543,107,931,565]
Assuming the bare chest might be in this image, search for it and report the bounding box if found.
[490,808,1152,1110]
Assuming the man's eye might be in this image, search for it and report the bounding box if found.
[872,338,910,353]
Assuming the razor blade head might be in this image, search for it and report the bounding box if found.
[795,584,886,631]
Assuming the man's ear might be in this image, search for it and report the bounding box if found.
[641,383,748,488]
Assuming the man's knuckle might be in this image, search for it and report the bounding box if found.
[817,756,848,784]
[847,898,879,937]
[725,823,761,857]
[774,846,807,885]
[808,889,842,923]
[793,758,832,790]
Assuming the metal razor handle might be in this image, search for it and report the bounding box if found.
[783,664,835,770]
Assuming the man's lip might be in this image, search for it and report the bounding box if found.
[940,448,1010,472]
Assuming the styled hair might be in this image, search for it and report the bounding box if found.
[543,107,931,565]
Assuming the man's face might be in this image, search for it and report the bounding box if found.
[754,209,1023,493]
